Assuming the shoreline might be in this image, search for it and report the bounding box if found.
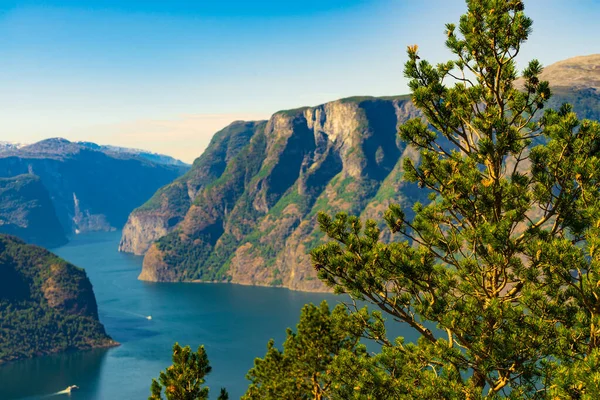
[138,276,333,294]
[0,339,120,366]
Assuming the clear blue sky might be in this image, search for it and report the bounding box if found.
[1,0,598,162]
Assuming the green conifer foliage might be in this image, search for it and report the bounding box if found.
[311,0,600,397]
[149,343,228,400]
[243,301,362,400]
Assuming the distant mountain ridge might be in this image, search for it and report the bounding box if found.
[78,141,190,167]
[0,138,189,246]
[0,142,26,152]
[121,55,600,292]
[516,54,600,121]
[0,138,189,167]
[536,54,600,91]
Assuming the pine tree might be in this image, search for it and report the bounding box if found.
[311,0,600,397]
[217,388,229,400]
[149,343,229,400]
[243,301,362,400]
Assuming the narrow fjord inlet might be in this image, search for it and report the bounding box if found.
[0,231,339,399]
[1,0,599,398]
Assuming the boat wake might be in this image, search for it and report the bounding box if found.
[112,309,152,320]
[43,385,79,397]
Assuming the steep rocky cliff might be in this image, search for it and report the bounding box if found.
[0,138,189,238]
[127,55,600,292]
[135,95,429,291]
[0,235,116,363]
[0,174,67,248]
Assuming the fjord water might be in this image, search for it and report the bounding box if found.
[0,231,341,400]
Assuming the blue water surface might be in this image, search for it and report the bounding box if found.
[0,231,346,399]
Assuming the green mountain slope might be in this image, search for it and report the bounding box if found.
[119,121,263,255]
[0,235,116,363]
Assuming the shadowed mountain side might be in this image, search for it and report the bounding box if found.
[0,174,67,248]
[0,139,189,238]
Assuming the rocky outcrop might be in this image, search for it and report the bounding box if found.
[0,138,189,239]
[0,235,117,363]
[0,174,67,248]
[119,212,172,256]
[137,243,173,282]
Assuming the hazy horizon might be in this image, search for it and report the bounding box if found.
[1,0,599,162]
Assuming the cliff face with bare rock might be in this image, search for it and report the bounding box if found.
[122,54,600,292]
